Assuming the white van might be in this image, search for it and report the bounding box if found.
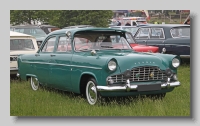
[121,17,148,26]
[10,31,38,76]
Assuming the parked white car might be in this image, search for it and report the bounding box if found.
[10,31,38,76]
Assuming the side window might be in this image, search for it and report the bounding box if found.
[135,28,149,39]
[74,37,91,51]
[56,36,72,52]
[41,37,56,52]
[150,28,164,39]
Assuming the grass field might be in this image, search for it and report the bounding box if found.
[10,64,190,116]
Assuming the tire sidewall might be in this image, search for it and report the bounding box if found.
[30,76,39,91]
[86,78,100,105]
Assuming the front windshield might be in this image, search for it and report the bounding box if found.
[73,31,132,51]
[14,28,47,37]
[10,39,35,51]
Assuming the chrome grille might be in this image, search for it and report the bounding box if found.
[110,66,167,83]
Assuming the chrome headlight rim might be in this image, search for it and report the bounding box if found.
[108,60,117,71]
[172,58,180,68]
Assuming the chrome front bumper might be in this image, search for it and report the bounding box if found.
[10,68,18,75]
[97,80,180,92]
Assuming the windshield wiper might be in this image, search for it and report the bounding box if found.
[100,45,113,48]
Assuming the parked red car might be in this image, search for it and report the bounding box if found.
[129,43,159,53]
[110,27,159,53]
[124,31,159,53]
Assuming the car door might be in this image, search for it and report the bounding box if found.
[134,27,150,45]
[48,35,72,90]
[164,27,190,56]
[34,36,57,85]
[135,27,165,52]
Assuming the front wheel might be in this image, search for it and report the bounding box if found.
[86,78,100,105]
[30,76,39,91]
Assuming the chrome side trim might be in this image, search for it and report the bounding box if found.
[20,61,102,70]
[97,81,180,92]
[180,55,190,58]
[10,68,18,71]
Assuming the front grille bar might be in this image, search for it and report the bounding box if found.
[110,66,167,83]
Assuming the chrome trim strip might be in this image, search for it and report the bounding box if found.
[97,81,180,92]
[10,68,18,71]
[180,55,190,58]
[21,61,102,70]
[163,44,190,47]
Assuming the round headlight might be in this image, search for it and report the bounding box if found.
[108,60,117,71]
[172,58,180,68]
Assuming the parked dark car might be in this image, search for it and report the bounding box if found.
[134,24,190,60]
[62,25,94,29]
[10,25,47,48]
[39,25,60,34]
[110,26,139,36]
[17,27,181,105]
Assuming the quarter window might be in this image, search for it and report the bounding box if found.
[42,37,56,52]
[171,27,190,38]
[135,28,149,39]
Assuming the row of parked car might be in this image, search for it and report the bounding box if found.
[10,23,190,105]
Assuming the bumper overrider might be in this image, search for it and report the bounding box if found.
[97,68,181,92]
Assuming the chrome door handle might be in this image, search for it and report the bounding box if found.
[50,54,56,57]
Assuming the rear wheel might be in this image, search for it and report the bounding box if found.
[86,78,101,105]
[30,76,39,91]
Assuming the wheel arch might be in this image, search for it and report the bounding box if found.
[26,74,38,81]
[79,72,98,95]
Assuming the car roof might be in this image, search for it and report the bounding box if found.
[10,25,40,28]
[110,26,138,28]
[138,24,190,28]
[40,25,58,28]
[63,25,94,29]
[10,31,33,37]
[48,27,127,36]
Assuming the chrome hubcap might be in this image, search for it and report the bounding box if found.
[87,81,97,105]
[31,77,39,90]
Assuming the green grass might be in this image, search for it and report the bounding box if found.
[10,64,190,116]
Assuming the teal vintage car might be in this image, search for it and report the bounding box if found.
[17,28,181,105]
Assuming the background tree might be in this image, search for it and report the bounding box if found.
[10,10,113,28]
[47,10,113,28]
[10,10,48,25]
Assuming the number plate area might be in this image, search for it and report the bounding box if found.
[137,84,161,92]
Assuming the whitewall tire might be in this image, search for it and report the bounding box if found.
[30,76,39,91]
